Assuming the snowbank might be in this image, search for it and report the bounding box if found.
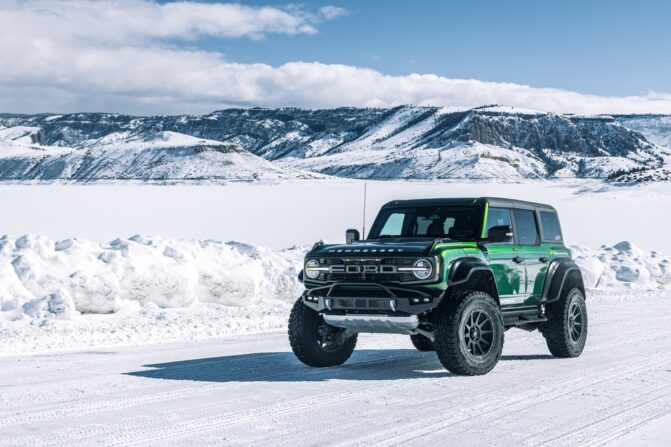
[573,241,671,289]
[1,235,668,356]
[2,236,668,325]
[0,234,304,323]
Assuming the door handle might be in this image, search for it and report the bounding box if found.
[539,256,550,263]
[512,256,524,264]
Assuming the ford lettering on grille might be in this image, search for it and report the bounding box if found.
[329,265,398,274]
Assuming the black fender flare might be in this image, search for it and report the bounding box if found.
[541,258,585,304]
[447,257,499,303]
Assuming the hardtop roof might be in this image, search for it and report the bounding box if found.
[381,197,557,211]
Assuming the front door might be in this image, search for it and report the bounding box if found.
[483,207,526,308]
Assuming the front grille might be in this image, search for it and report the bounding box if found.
[318,257,417,283]
[332,298,393,310]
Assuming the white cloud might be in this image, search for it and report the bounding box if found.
[1,0,334,42]
[318,6,348,21]
[0,0,669,115]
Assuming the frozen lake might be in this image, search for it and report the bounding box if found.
[2,179,670,252]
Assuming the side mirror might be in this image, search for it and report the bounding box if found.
[345,229,360,244]
[487,225,513,243]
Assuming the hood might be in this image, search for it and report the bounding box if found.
[308,239,436,257]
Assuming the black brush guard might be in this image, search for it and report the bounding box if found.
[302,281,443,315]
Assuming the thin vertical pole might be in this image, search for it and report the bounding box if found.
[361,182,367,239]
[362,182,367,239]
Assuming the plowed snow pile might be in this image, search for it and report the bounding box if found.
[0,235,303,323]
[573,241,671,290]
[0,235,668,355]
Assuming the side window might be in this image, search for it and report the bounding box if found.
[540,210,562,242]
[513,209,539,245]
[380,213,404,236]
[485,207,513,244]
[486,207,512,232]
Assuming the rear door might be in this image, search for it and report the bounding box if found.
[512,208,545,306]
[483,207,526,307]
[535,208,569,297]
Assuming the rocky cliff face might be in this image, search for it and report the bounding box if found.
[0,106,668,182]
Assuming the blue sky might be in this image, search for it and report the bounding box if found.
[199,0,671,97]
[0,0,669,114]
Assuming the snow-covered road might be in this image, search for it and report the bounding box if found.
[1,293,670,447]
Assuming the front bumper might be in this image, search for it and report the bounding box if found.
[301,281,443,315]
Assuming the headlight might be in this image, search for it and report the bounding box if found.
[305,260,322,279]
[410,259,433,280]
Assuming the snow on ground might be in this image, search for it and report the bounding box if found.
[0,232,668,356]
[0,291,670,446]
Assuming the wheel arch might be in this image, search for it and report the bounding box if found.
[446,257,500,306]
[541,259,585,304]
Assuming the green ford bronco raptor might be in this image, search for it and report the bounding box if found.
[288,197,587,376]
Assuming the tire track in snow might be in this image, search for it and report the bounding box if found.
[3,299,670,446]
[532,384,671,446]
[1,302,656,430]
[5,330,666,447]
[121,350,671,447]
[0,350,424,432]
[344,354,671,447]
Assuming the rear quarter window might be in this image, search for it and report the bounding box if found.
[539,210,563,242]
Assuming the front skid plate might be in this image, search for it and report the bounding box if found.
[303,295,440,314]
[323,314,419,334]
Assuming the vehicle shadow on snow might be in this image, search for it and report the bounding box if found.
[500,354,554,361]
[126,349,453,383]
[126,350,555,383]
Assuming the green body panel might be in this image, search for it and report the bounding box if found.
[424,205,572,311]
[484,245,525,303]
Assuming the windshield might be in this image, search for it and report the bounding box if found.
[367,205,483,241]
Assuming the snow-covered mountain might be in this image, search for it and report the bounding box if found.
[609,115,671,182]
[0,126,321,182]
[1,106,669,182]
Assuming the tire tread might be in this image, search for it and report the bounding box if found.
[541,288,587,358]
[288,298,357,367]
[433,291,504,376]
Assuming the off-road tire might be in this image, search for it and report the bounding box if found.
[541,288,588,358]
[433,291,504,376]
[410,333,435,352]
[288,298,357,367]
